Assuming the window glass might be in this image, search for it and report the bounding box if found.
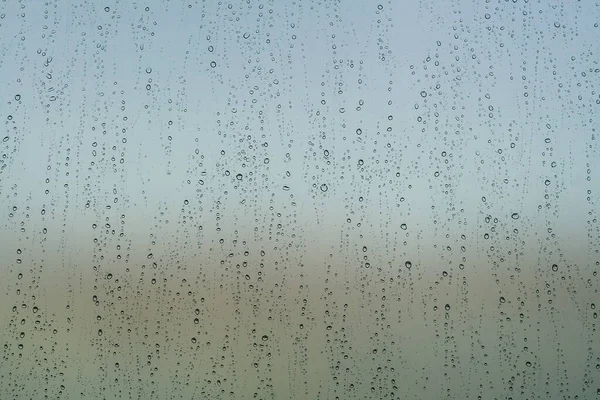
[1,1,599,398]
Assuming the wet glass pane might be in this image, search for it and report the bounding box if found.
[1,0,599,398]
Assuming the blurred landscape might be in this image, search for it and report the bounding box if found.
[0,0,599,398]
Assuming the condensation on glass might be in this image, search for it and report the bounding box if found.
[0,1,598,399]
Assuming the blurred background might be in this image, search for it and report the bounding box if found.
[0,0,599,398]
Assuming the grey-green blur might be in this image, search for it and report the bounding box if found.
[1,0,599,399]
